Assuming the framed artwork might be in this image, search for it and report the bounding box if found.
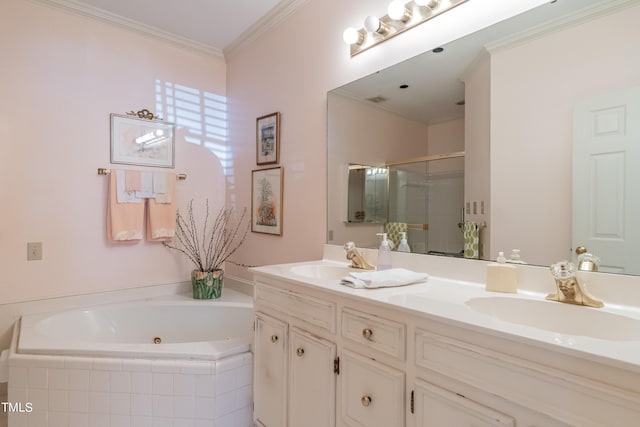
[252,167,283,235]
[110,113,175,168]
[256,112,280,165]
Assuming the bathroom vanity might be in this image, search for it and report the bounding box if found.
[251,248,640,427]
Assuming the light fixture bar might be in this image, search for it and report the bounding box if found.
[345,0,471,57]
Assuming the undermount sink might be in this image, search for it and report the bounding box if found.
[466,297,640,341]
[288,264,353,280]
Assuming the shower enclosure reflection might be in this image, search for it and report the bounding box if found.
[387,155,464,255]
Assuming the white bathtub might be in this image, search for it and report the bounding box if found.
[8,291,255,426]
[17,294,253,360]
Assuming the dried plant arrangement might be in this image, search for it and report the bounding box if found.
[163,199,250,272]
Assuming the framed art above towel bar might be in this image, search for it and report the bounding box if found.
[97,168,187,181]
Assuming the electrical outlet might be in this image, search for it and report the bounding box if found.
[27,242,43,261]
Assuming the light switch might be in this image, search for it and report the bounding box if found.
[27,242,43,261]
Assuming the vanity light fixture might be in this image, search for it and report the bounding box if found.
[343,0,470,57]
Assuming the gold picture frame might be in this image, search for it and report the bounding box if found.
[256,112,280,165]
[251,167,283,235]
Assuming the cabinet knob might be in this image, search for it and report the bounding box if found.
[362,328,373,340]
[361,395,372,407]
[296,347,305,357]
[270,335,278,343]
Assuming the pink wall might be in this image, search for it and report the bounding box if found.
[0,0,227,303]
[490,4,640,263]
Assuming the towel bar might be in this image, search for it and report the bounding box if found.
[97,168,187,181]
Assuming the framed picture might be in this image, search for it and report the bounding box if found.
[110,113,175,168]
[256,112,280,165]
[252,167,283,235]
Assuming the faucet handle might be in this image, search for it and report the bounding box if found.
[344,241,356,251]
[550,260,576,280]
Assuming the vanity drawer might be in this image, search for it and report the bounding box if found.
[255,284,337,333]
[340,349,405,427]
[341,307,406,360]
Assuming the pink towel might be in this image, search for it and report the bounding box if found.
[146,172,176,241]
[107,170,144,242]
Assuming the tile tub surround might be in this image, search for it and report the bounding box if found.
[4,285,255,427]
[7,335,253,427]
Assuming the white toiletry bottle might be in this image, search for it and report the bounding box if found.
[376,233,393,270]
[506,248,527,264]
[486,251,518,293]
[397,232,411,253]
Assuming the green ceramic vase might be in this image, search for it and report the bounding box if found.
[191,270,223,299]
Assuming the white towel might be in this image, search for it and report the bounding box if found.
[136,172,154,198]
[341,268,428,289]
[115,170,142,203]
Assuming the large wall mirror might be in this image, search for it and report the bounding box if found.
[327,0,640,276]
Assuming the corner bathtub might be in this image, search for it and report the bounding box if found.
[8,291,254,426]
[18,295,253,360]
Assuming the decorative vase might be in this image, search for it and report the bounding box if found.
[191,270,223,299]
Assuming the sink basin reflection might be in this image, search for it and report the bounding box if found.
[289,264,353,280]
[466,297,640,341]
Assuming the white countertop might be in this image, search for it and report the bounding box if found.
[251,257,640,374]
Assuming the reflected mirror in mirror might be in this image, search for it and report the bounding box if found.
[327,0,640,276]
[347,164,388,224]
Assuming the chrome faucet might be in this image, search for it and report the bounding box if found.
[344,242,375,270]
[546,260,603,308]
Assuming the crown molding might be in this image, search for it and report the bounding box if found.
[223,0,310,60]
[28,0,225,60]
[486,0,639,54]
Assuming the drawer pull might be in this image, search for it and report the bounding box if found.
[270,335,278,343]
[362,328,373,340]
[296,347,305,357]
[361,395,372,407]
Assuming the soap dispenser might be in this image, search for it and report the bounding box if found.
[397,232,411,253]
[486,251,518,293]
[376,233,393,270]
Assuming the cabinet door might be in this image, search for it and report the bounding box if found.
[289,328,337,427]
[254,312,289,427]
[414,379,515,427]
[341,350,404,427]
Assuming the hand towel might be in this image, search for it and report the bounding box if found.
[115,170,142,203]
[124,169,141,194]
[146,172,176,241]
[107,170,144,242]
[340,268,428,289]
[137,171,154,198]
[463,221,480,259]
[153,171,173,203]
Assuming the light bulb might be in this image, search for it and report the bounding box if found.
[415,0,439,8]
[387,0,411,21]
[364,16,388,34]
[364,16,380,32]
[342,27,363,45]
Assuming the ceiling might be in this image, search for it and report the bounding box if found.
[333,0,610,125]
[59,0,286,54]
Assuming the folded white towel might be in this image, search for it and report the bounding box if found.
[137,172,154,198]
[115,170,142,204]
[341,268,428,289]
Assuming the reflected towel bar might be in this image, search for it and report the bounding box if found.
[97,168,187,181]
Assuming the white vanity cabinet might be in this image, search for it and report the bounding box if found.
[253,282,338,427]
[252,266,640,427]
